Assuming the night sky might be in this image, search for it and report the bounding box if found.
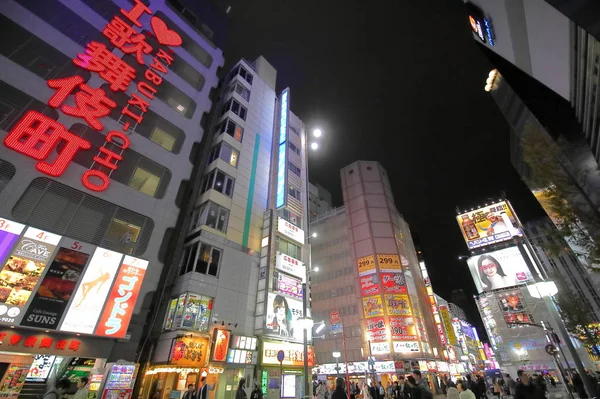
[218,0,547,323]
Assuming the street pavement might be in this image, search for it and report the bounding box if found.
[431,386,585,399]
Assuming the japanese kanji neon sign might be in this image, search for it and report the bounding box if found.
[3,0,182,192]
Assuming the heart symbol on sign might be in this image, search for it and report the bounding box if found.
[150,17,182,47]
[10,334,22,345]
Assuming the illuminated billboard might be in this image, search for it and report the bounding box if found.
[467,247,533,293]
[265,293,304,341]
[276,89,290,208]
[465,2,495,46]
[457,201,522,249]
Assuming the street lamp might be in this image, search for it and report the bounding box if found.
[312,232,317,238]
[310,142,319,150]
[313,128,322,138]
[333,352,341,377]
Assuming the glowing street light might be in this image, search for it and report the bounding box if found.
[310,142,319,150]
[313,266,320,272]
[313,128,322,138]
[312,232,318,238]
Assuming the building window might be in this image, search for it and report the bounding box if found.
[289,141,301,156]
[277,237,301,260]
[220,98,247,121]
[280,209,301,229]
[215,118,243,142]
[191,201,230,233]
[228,65,253,85]
[228,81,251,102]
[288,162,301,176]
[164,292,213,332]
[0,159,16,195]
[155,11,213,68]
[289,185,301,201]
[289,125,300,136]
[208,142,239,168]
[13,178,154,256]
[180,242,222,276]
[201,169,235,197]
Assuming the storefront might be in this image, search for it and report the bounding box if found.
[313,360,396,387]
[260,340,314,398]
[218,335,257,398]
[0,327,115,398]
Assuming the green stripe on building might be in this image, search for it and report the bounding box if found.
[242,135,261,247]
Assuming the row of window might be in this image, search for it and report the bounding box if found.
[312,285,355,301]
[312,305,358,322]
[289,141,301,156]
[289,185,302,201]
[208,142,239,168]
[312,266,353,284]
[288,162,301,177]
[190,201,230,233]
[277,236,302,260]
[201,169,235,198]
[221,98,247,121]
[215,118,244,142]
[228,65,253,85]
[179,241,221,276]
[229,81,251,102]
[164,291,213,332]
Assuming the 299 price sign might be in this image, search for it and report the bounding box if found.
[377,254,401,272]
[357,255,376,276]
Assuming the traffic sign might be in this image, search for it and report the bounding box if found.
[277,350,285,363]
[330,310,341,325]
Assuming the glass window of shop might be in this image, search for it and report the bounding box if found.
[163,292,213,332]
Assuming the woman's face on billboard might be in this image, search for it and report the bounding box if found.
[480,258,498,277]
[276,305,286,322]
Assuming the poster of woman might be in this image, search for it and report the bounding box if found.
[466,246,533,293]
[265,293,303,340]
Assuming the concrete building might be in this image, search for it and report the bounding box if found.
[0,0,225,390]
[463,0,600,164]
[309,182,333,220]
[310,161,447,390]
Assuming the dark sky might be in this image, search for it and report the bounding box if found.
[219,0,546,322]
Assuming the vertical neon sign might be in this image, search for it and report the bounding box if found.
[276,89,290,208]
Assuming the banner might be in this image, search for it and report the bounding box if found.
[370,341,390,355]
[275,252,305,280]
[274,272,303,299]
[365,317,387,342]
[381,273,407,293]
[265,293,304,341]
[362,296,384,318]
[262,341,314,366]
[95,255,148,338]
[456,201,522,249]
[357,255,376,276]
[467,247,533,293]
[60,247,123,334]
[360,274,379,296]
[0,227,61,325]
[385,294,412,316]
[21,239,94,329]
[393,341,419,353]
[439,305,457,346]
[377,254,401,272]
[389,316,417,341]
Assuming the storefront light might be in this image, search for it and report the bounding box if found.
[146,367,200,375]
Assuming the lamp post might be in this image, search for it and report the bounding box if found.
[333,351,341,377]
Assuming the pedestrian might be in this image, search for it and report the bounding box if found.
[316,381,327,399]
[406,376,422,399]
[504,374,516,397]
[378,381,385,399]
[412,370,431,393]
[447,385,460,399]
[476,376,487,399]
[198,376,216,399]
[387,381,393,398]
[514,370,533,399]
[182,384,197,399]
[236,378,247,399]
[457,381,476,399]
[572,372,588,398]
[250,383,263,399]
[73,377,89,399]
[332,377,347,399]
[362,382,373,399]
[492,378,501,399]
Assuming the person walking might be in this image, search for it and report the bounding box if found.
[492,378,502,398]
[73,377,89,399]
[197,376,216,399]
[447,385,460,399]
[316,381,327,399]
[457,381,476,399]
[235,378,247,399]
[572,372,588,399]
[182,384,197,399]
[362,382,373,399]
[250,383,263,399]
[504,375,516,397]
[332,377,347,399]
[514,371,533,399]
[406,376,422,399]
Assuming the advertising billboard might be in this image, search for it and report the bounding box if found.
[170,335,210,366]
[370,341,390,355]
[381,273,407,294]
[273,272,303,300]
[265,293,304,340]
[504,312,534,328]
[393,341,419,353]
[377,254,401,272]
[0,227,61,324]
[362,296,384,318]
[360,274,380,296]
[276,89,290,209]
[467,247,533,293]
[365,317,387,342]
[21,238,94,329]
[389,316,417,341]
[497,291,525,313]
[275,252,305,280]
[357,255,376,276]
[439,305,458,346]
[262,341,314,366]
[456,201,522,249]
[277,217,304,244]
[95,256,148,338]
[60,247,123,334]
[385,294,412,316]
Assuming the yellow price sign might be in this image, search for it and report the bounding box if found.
[377,254,401,271]
[357,255,376,276]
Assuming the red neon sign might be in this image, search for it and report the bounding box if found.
[3,0,182,192]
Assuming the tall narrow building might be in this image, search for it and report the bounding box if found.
[0,0,225,389]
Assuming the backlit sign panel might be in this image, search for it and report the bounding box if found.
[276,89,290,208]
[0,227,61,325]
[2,1,183,192]
[467,247,533,293]
[393,341,420,353]
[274,272,303,299]
[456,201,522,249]
[60,248,123,334]
[277,218,304,244]
[95,256,148,338]
[211,329,231,362]
[465,2,494,46]
[370,341,391,355]
[262,341,314,366]
[275,252,305,280]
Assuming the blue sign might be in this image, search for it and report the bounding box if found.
[277,350,285,362]
[484,18,494,46]
[276,89,290,208]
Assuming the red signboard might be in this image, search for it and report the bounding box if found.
[95,256,148,338]
[360,274,380,296]
[381,273,407,294]
[211,329,231,362]
[329,310,340,325]
[3,0,182,192]
[365,317,387,342]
